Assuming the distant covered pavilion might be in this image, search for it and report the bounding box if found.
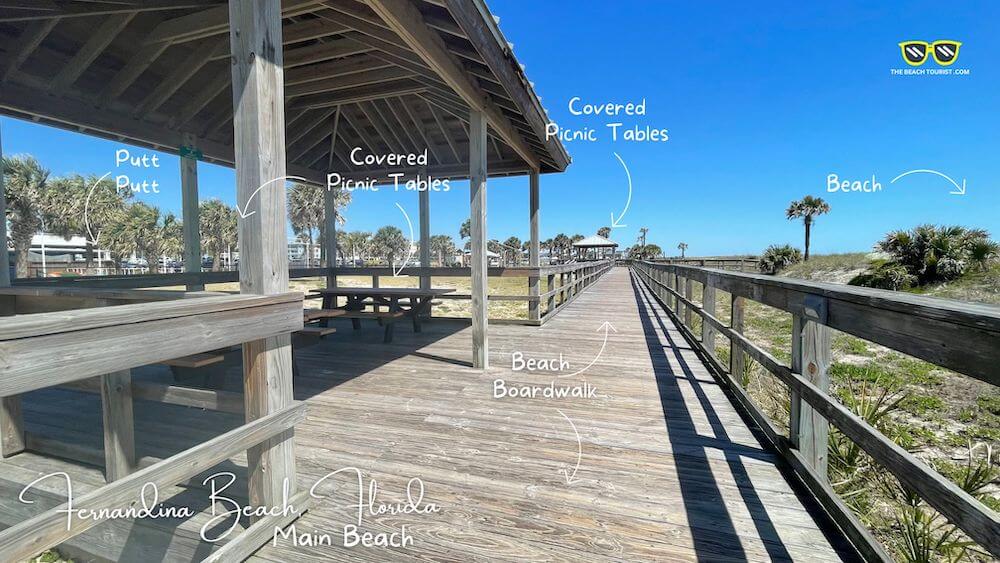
[573,234,618,261]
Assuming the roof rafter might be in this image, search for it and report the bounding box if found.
[363,0,539,169]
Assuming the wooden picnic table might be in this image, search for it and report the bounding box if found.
[309,287,455,342]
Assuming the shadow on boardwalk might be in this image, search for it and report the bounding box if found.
[630,270,857,562]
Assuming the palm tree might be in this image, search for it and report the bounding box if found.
[430,234,456,266]
[503,236,522,265]
[677,242,688,258]
[2,155,50,277]
[341,230,371,265]
[287,183,351,266]
[597,226,611,238]
[371,226,407,268]
[786,195,831,261]
[200,199,238,271]
[552,233,570,263]
[459,218,471,240]
[45,173,130,269]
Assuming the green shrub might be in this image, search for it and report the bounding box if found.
[849,261,916,290]
[758,244,803,275]
[876,225,997,285]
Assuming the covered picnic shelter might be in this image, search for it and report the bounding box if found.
[0,0,570,370]
[573,233,618,261]
[0,0,569,559]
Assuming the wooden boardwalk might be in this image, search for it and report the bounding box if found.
[5,267,856,561]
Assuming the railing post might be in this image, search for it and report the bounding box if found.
[668,270,677,312]
[684,277,694,328]
[546,273,556,314]
[0,395,24,458]
[702,281,716,356]
[675,274,685,320]
[100,370,135,481]
[790,308,831,480]
[528,274,540,321]
[730,294,745,383]
[371,274,379,313]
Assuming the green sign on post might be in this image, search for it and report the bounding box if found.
[179,145,203,161]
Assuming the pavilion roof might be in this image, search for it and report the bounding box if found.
[0,0,570,185]
[573,234,618,248]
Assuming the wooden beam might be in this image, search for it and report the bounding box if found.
[1,17,60,82]
[324,107,340,278]
[397,95,443,164]
[364,0,539,169]
[422,96,460,162]
[357,100,405,153]
[527,170,539,320]
[284,37,372,67]
[285,65,413,97]
[469,108,488,369]
[288,79,425,109]
[100,370,136,482]
[97,40,170,102]
[371,99,413,153]
[49,12,134,91]
[229,0,298,521]
[285,55,390,86]
[529,169,539,267]
[419,172,430,287]
[134,37,229,116]
[180,133,202,290]
[340,105,381,156]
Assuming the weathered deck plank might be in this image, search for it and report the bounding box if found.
[2,267,854,561]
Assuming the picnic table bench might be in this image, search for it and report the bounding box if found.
[309,287,455,343]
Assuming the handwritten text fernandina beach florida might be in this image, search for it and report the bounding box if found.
[20,467,440,549]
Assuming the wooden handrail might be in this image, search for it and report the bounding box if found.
[631,261,1000,560]
[0,402,308,562]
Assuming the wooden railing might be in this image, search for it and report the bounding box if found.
[0,289,307,561]
[16,260,614,326]
[651,256,759,271]
[631,261,1000,561]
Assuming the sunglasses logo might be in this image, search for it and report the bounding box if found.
[898,40,962,66]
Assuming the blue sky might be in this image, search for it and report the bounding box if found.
[2,0,998,256]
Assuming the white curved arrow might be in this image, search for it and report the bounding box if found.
[610,152,632,228]
[238,175,311,218]
[83,171,113,246]
[393,202,415,277]
[890,169,966,195]
[557,321,617,378]
[557,409,582,485]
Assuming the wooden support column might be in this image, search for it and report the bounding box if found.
[527,169,540,321]
[180,133,203,290]
[230,0,297,517]
[418,169,431,291]
[100,370,135,481]
[702,282,716,355]
[0,123,23,459]
[469,109,488,369]
[730,295,746,384]
[790,312,831,480]
[324,106,341,288]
